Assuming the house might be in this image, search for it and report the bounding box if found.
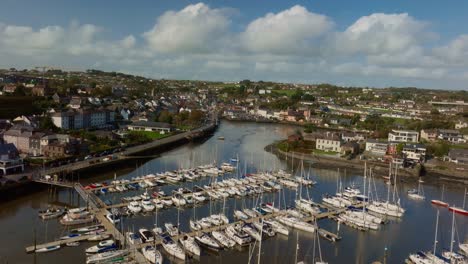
[455,120,467,129]
[420,129,438,142]
[3,125,36,154]
[446,149,468,165]
[120,108,133,120]
[316,133,341,152]
[69,96,82,109]
[127,121,174,134]
[437,129,466,143]
[402,144,426,163]
[388,129,419,143]
[330,118,351,126]
[341,141,359,155]
[365,139,388,156]
[32,84,50,96]
[13,115,39,128]
[42,141,74,158]
[341,132,366,142]
[308,116,323,125]
[0,143,24,175]
[2,84,17,93]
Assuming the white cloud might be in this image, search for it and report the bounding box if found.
[334,13,432,55]
[143,3,230,54]
[1,4,468,89]
[433,34,468,66]
[241,5,332,55]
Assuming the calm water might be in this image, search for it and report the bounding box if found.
[0,121,467,264]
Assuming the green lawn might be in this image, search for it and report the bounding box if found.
[129,131,171,140]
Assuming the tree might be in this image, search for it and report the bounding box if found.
[158,110,173,124]
[188,110,204,125]
[39,116,58,131]
[396,143,405,154]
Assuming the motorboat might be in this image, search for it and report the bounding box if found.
[139,228,155,243]
[225,225,251,246]
[128,201,142,214]
[165,223,179,236]
[141,199,156,212]
[161,234,186,260]
[126,232,142,245]
[142,245,163,264]
[106,213,121,224]
[179,234,201,256]
[60,214,95,226]
[38,208,65,220]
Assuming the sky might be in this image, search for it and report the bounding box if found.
[1,0,468,90]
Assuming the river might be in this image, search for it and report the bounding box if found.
[0,120,467,264]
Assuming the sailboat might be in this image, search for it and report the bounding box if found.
[408,178,425,200]
[448,187,468,216]
[368,162,405,218]
[431,185,449,207]
[407,210,446,264]
[441,210,466,262]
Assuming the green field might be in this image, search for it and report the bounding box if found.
[272,89,296,96]
[0,96,38,119]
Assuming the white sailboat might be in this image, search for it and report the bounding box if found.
[408,178,426,200]
[368,162,405,217]
[179,234,201,256]
[142,245,163,264]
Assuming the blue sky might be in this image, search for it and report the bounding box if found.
[1,0,468,90]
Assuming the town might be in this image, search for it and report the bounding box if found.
[0,68,466,184]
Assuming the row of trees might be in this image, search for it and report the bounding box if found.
[155,110,205,129]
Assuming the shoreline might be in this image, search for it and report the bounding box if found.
[266,142,468,186]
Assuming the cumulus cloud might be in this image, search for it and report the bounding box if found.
[334,13,432,55]
[143,3,231,54]
[1,3,468,89]
[433,34,468,66]
[241,5,332,55]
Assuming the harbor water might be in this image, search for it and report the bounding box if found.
[0,120,467,263]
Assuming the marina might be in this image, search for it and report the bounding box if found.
[2,121,467,263]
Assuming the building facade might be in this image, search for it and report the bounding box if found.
[52,110,115,130]
[388,129,419,143]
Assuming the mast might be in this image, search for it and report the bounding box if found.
[433,210,440,257]
[257,217,263,264]
[450,210,455,254]
[463,187,467,209]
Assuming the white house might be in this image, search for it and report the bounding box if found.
[388,129,419,143]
